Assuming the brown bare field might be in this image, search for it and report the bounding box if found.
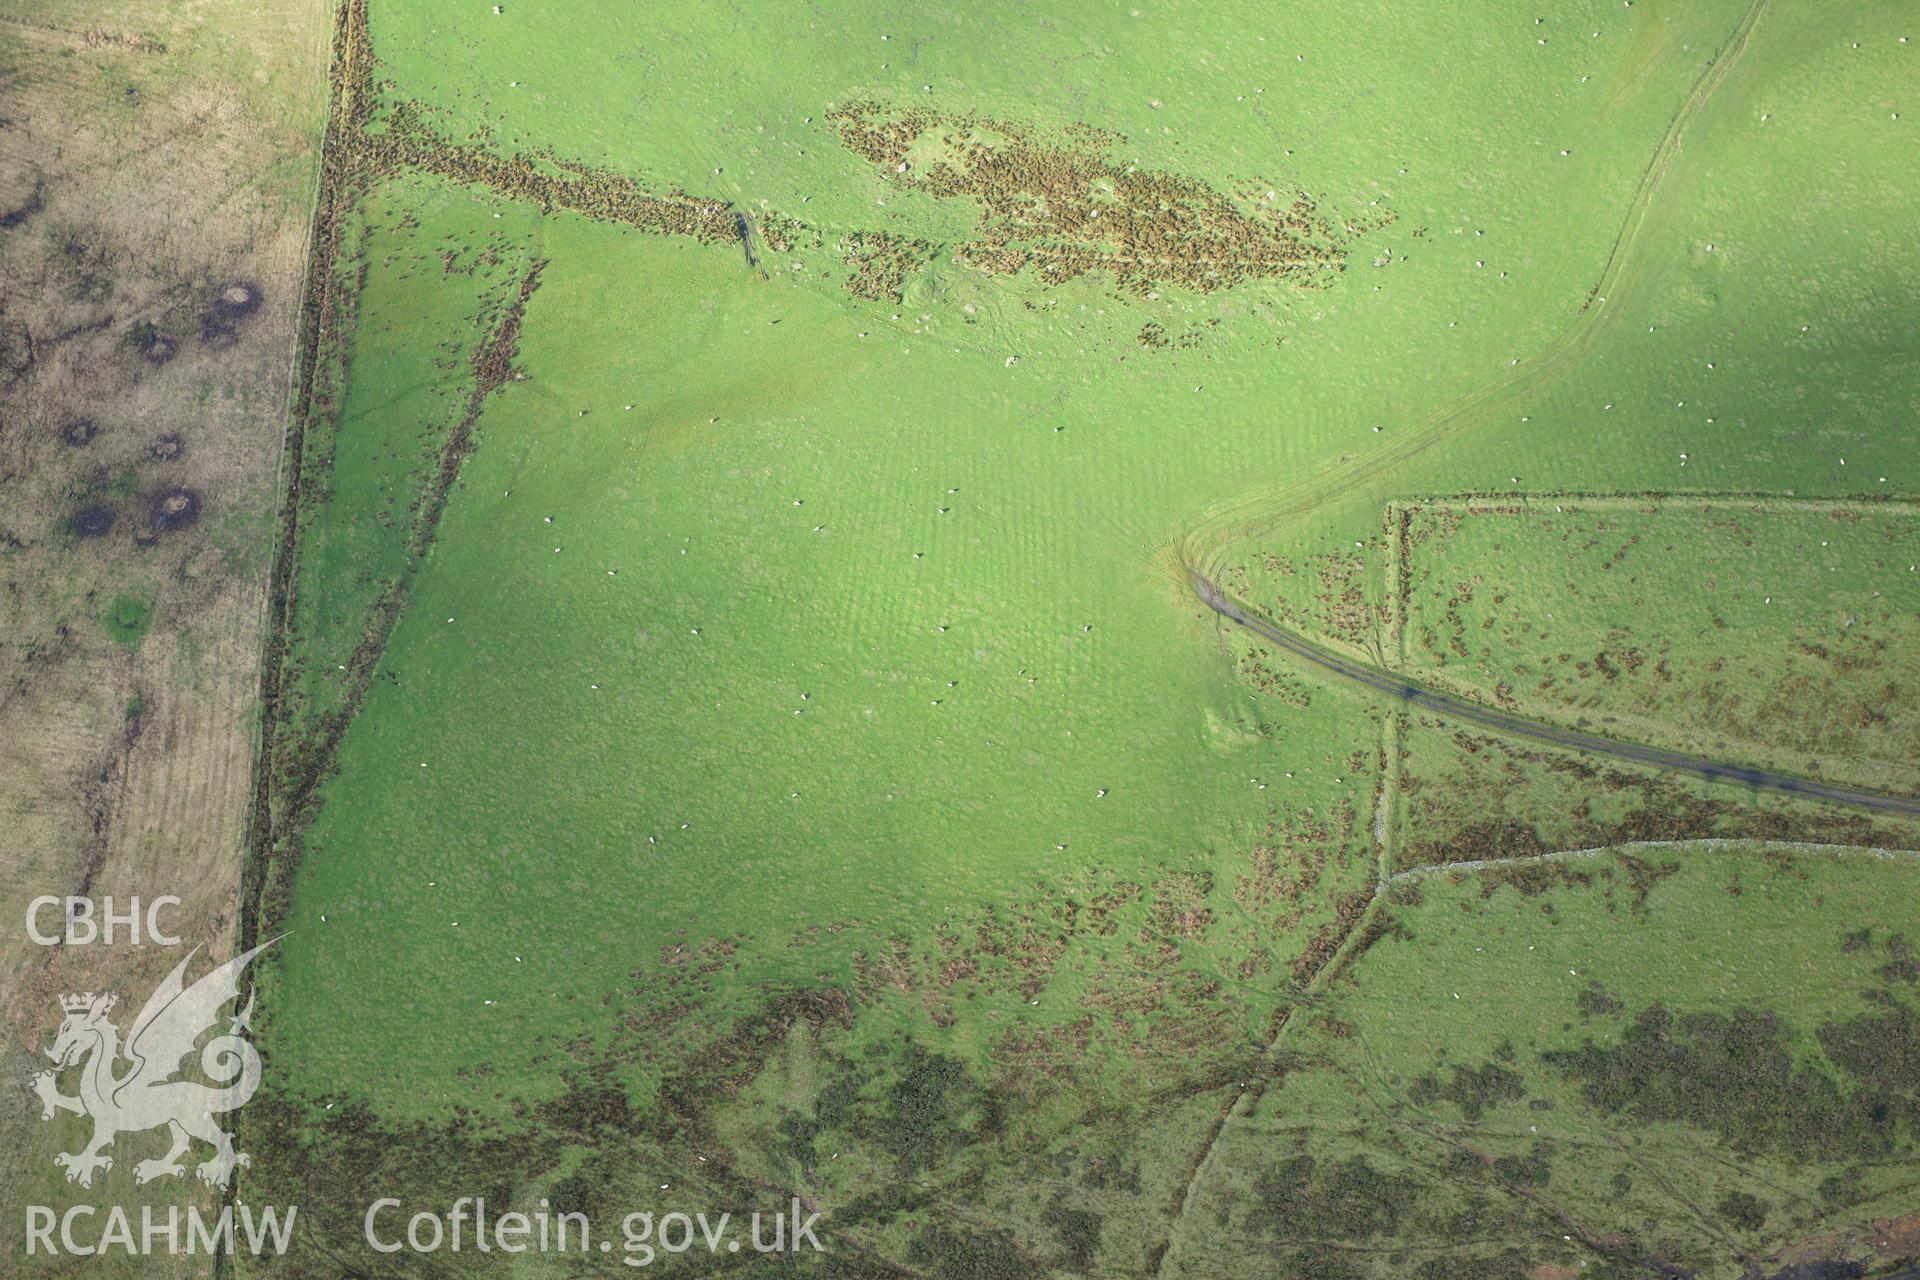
[0,0,328,1242]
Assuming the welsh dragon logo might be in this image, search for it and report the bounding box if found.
[31,941,272,1189]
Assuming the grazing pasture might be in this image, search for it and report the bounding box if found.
[217,0,1920,1275]
[1168,843,1920,1279]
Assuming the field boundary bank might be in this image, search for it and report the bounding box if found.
[1390,492,1920,518]
[239,0,373,959]
[1387,837,1920,888]
[219,0,365,1273]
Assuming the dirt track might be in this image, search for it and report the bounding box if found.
[1179,0,1775,572]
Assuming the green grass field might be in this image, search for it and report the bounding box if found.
[230,0,1920,1275]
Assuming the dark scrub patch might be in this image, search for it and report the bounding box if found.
[0,182,44,230]
[70,505,115,537]
[199,315,238,349]
[1546,1001,1918,1162]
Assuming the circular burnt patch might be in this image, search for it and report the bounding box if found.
[150,486,201,533]
[70,505,115,538]
[61,417,98,447]
[135,327,179,366]
[148,433,185,462]
[199,315,238,350]
[213,281,263,320]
